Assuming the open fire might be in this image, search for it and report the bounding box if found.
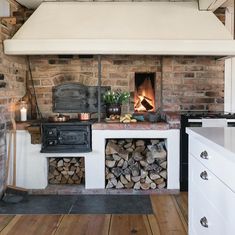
[134,73,155,112]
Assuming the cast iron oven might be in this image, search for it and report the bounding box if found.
[41,120,92,153]
[40,82,109,153]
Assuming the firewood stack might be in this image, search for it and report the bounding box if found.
[105,139,167,190]
[48,157,85,184]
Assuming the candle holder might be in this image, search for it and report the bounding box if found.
[20,101,27,122]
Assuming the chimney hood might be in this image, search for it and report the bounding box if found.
[4,1,235,56]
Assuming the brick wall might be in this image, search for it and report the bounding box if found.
[27,7,225,116]
[28,55,162,116]
[28,55,224,116]
[0,4,28,121]
[214,8,226,24]
[0,121,6,198]
[0,1,28,196]
[162,56,224,111]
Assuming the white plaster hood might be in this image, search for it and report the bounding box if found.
[4,1,235,55]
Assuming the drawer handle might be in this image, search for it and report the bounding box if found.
[200,151,208,160]
[200,171,208,180]
[200,217,208,228]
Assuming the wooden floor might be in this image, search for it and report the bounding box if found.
[0,193,188,235]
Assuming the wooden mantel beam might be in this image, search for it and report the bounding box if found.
[199,0,227,11]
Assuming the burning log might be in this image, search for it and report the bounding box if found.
[141,98,153,111]
[134,99,141,109]
[135,96,154,111]
[143,96,152,102]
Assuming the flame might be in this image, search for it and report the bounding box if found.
[134,77,155,112]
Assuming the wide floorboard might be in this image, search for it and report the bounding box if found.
[0,193,188,235]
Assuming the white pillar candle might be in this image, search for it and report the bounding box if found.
[20,107,27,121]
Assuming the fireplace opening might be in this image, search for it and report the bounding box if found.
[134,73,155,113]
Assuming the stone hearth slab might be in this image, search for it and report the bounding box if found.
[92,121,170,130]
[70,195,153,214]
[0,195,153,215]
[0,195,77,214]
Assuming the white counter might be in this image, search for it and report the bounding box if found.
[186,127,235,163]
[187,127,235,235]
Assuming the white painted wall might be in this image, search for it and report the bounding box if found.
[7,131,48,189]
[225,6,235,112]
[199,0,227,11]
[0,0,10,17]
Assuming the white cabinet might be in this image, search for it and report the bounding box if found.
[188,130,235,235]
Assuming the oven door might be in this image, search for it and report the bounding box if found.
[58,129,89,145]
[41,124,91,153]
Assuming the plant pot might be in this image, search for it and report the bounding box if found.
[106,104,121,118]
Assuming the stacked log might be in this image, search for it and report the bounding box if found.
[48,157,85,184]
[105,139,167,190]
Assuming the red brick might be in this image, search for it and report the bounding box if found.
[194,98,215,103]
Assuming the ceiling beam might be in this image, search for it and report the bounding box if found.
[222,0,234,8]
[199,0,227,11]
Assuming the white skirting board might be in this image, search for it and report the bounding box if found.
[7,129,180,190]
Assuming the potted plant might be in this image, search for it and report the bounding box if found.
[102,90,130,117]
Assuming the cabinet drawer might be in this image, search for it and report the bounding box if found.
[190,182,232,235]
[190,155,235,225]
[189,136,235,192]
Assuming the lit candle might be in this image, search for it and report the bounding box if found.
[20,107,27,121]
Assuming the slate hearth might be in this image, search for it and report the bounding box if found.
[0,195,153,215]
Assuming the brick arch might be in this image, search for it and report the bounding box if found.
[53,74,77,86]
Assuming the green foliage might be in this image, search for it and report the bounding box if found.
[102,90,130,105]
